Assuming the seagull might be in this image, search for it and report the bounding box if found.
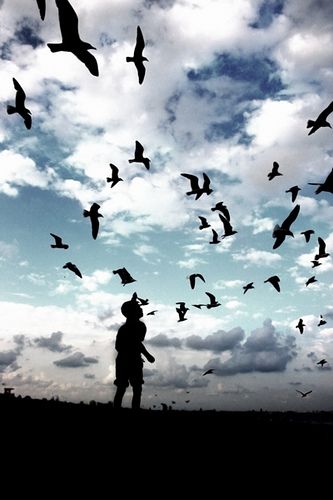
[301,229,314,243]
[181,173,213,200]
[176,302,189,322]
[205,292,221,309]
[211,201,230,220]
[63,262,82,278]
[147,310,158,316]
[50,233,69,249]
[128,140,150,170]
[307,101,333,135]
[7,78,32,129]
[36,0,46,20]
[317,315,327,327]
[113,268,136,286]
[305,276,317,287]
[209,229,220,244]
[243,282,254,294]
[137,297,149,305]
[188,273,205,290]
[47,0,99,77]
[314,237,330,260]
[219,214,237,238]
[317,359,328,367]
[126,26,148,85]
[311,260,322,268]
[202,369,214,376]
[192,304,206,309]
[264,275,280,292]
[285,185,301,202]
[272,204,300,249]
[296,318,305,334]
[296,390,312,398]
[83,203,103,240]
[267,161,282,181]
[198,216,210,230]
[308,168,333,194]
[106,164,123,188]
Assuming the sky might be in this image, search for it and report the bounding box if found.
[0,0,333,411]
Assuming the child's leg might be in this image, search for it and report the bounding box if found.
[131,385,142,410]
[114,385,126,408]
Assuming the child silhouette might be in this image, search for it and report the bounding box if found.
[113,293,155,409]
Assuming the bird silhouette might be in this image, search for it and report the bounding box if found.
[147,310,158,316]
[211,201,230,220]
[83,203,103,240]
[176,302,189,322]
[296,390,312,398]
[36,0,46,20]
[202,369,214,376]
[272,204,300,249]
[314,237,330,260]
[126,26,148,84]
[7,78,32,129]
[63,261,82,278]
[209,229,221,244]
[264,275,280,292]
[128,140,150,170]
[307,101,333,135]
[188,273,205,289]
[285,185,301,202]
[243,282,254,294]
[113,268,136,286]
[300,229,314,243]
[106,164,123,188]
[205,292,221,309]
[305,276,317,287]
[181,173,213,199]
[47,0,99,76]
[267,161,282,181]
[192,304,206,309]
[198,216,210,230]
[219,214,237,238]
[317,315,327,327]
[50,233,69,249]
[311,260,322,268]
[137,296,149,305]
[317,359,328,367]
[296,318,305,334]
[308,168,333,194]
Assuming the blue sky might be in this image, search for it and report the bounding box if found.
[1,0,333,411]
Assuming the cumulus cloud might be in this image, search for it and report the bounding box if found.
[34,331,72,353]
[54,352,99,368]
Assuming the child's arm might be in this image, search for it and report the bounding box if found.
[140,343,155,363]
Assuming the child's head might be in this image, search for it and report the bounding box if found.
[121,293,143,320]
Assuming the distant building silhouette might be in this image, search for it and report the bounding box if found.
[4,387,15,397]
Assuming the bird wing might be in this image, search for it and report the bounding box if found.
[196,273,205,284]
[36,0,46,20]
[90,202,101,213]
[73,49,99,77]
[13,78,26,108]
[56,0,80,44]
[50,233,62,245]
[281,204,300,230]
[181,173,200,191]
[272,161,279,173]
[202,173,211,190]
[219,213,232,233]
[296,390,304,395]
[135,140,144,158]
[317,101,333,121]
[72,264,82,278]
[134,26,145,57]
[189,275,195,289]
[198,216,208,225]
[135,60,146,84]
[110,164,119,176]
[205,292,216,304]
[91,217,99,240]
[305,390,312,396]
[318,237,326,254]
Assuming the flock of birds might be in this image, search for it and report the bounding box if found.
[5,0,333,403]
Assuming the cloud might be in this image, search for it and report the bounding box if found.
[0,350,20,373]
[34,331,72,353]
[185,327,245,353]
[232,248,282,267]
[54,352,99,368]
[148,333,182,348]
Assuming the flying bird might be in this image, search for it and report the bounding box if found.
[83,203,103,240]
[198,216,210,230]
[243,282,254,294]
[296,318,305,334]
[209,229,220,244]
[300,229,314,243]
[307,100,333,135]
[106,164,123,188]
[311,260,322,268]
[113,268,136,286]
[317,359,328,367]
[50,233,69,249]
[264,275,280,292]
[63,261,82,278]
[7,78,32,129]
[36,0,46,20]
[188,273,205,290]
[305,276,317,287]
[202,369,214,376]
[128,140,150,170]
[285,185,301,202]
[267,161,282,181]
[176,302,189,322]
[211,201,230,220]
[205,292,221,309]
[181,173,213,200]
[296,390,312,398]
[126,26,148,84]
[219,214,237,238]
[272,204,300,249]
[147,310,158,316]
[47,0,99,77]
[314,237,330,260]
[308,168,333,194]
[317,315,327,327]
